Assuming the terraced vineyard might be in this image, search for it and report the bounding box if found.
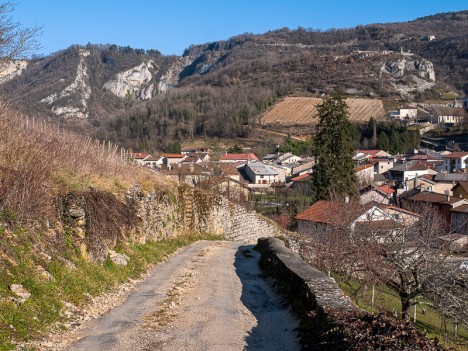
[261,97,386,127]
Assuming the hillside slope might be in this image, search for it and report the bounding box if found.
[1,11,467,147]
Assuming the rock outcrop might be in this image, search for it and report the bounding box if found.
[157,56,194,93]
[0,60,28,84]
[381,53,436,96]
[40,50,91,119]
[103,61,155,100]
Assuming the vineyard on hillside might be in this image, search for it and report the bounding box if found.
[261,97,386,129]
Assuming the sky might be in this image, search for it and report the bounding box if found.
[12,0,468,57]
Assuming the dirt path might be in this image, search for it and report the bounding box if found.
[64,241,299,351]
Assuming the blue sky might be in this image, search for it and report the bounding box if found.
[13,0,468,56]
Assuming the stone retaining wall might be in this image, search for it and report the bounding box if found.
[257,237,439,351]
[60,185,292,261]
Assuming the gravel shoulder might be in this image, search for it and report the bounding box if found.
[43,240,299,351]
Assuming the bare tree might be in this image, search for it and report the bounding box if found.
[301,201,458,322]
[0,1,41,62]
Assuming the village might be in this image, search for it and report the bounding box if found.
[127,102,468,254]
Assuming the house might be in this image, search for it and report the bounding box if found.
[262,154,280,164]
[406,153,444,172]
[449,205,468,235]
[403,191,468,228]
[442,152,468,173]
[359,185,395,205]
[131,152,151,166]
[430,107,465,125]
[181,152,210,164]
[373,158,395,175]
[244,161,280,186]
[289,173,311,195]
[397,106,418,120]
[433,173,468,195]
[268,164,288,183]
[414,174,448,194]
[276,153,302,165]
[198,176,254,203]
[355,149,392,160]
[219,153,258,164]
[452,181,468,200]
[163,164,212,186]
[388,161,434,184]
[142,155,164,168]
[355,163,374,184]
[163,154,187,169]
[290,161,314,177]
[181,147,198,154]
[214,163,242,182]
[296,200,418,238]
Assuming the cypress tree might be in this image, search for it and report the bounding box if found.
[311,92,356,202]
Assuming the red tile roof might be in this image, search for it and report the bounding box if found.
[291,174,310,182]
[377,185,395,195]
[220,153,258,161]
[442,152,468,159]
[132,152,151,159]
[422,174,435,181]
[296,201,419,225]
[295,201,345,224]
[409,191,461,204]
[357,149,385,157]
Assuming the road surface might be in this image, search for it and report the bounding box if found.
[65,240,300,351]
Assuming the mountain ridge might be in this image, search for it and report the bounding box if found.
[1,10,467,144]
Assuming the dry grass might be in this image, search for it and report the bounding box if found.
[0,101,174,225]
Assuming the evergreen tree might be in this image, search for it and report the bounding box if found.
[377,131,390,152]
[311,92,356,202]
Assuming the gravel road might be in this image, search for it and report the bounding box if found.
[65,240,299,351]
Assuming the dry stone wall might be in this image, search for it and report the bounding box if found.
[60,185,290,261]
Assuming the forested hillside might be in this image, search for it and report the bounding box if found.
[1,11,467,150]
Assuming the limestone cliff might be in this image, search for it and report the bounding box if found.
[103,61,155,100]
[0,60,28,84]
[157,56,195,93]
[381,53,436,96]
[40,49,91,119]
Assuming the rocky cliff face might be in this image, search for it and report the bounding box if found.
[40,49,92,119]
[157,56,195,93]
[381,53,436,96]
[103,61,155,100]
[0,60,28,84]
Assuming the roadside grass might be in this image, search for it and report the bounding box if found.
[0,231,222,351]
[337,278,468,350]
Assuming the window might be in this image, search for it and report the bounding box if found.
[260,175,264,178]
